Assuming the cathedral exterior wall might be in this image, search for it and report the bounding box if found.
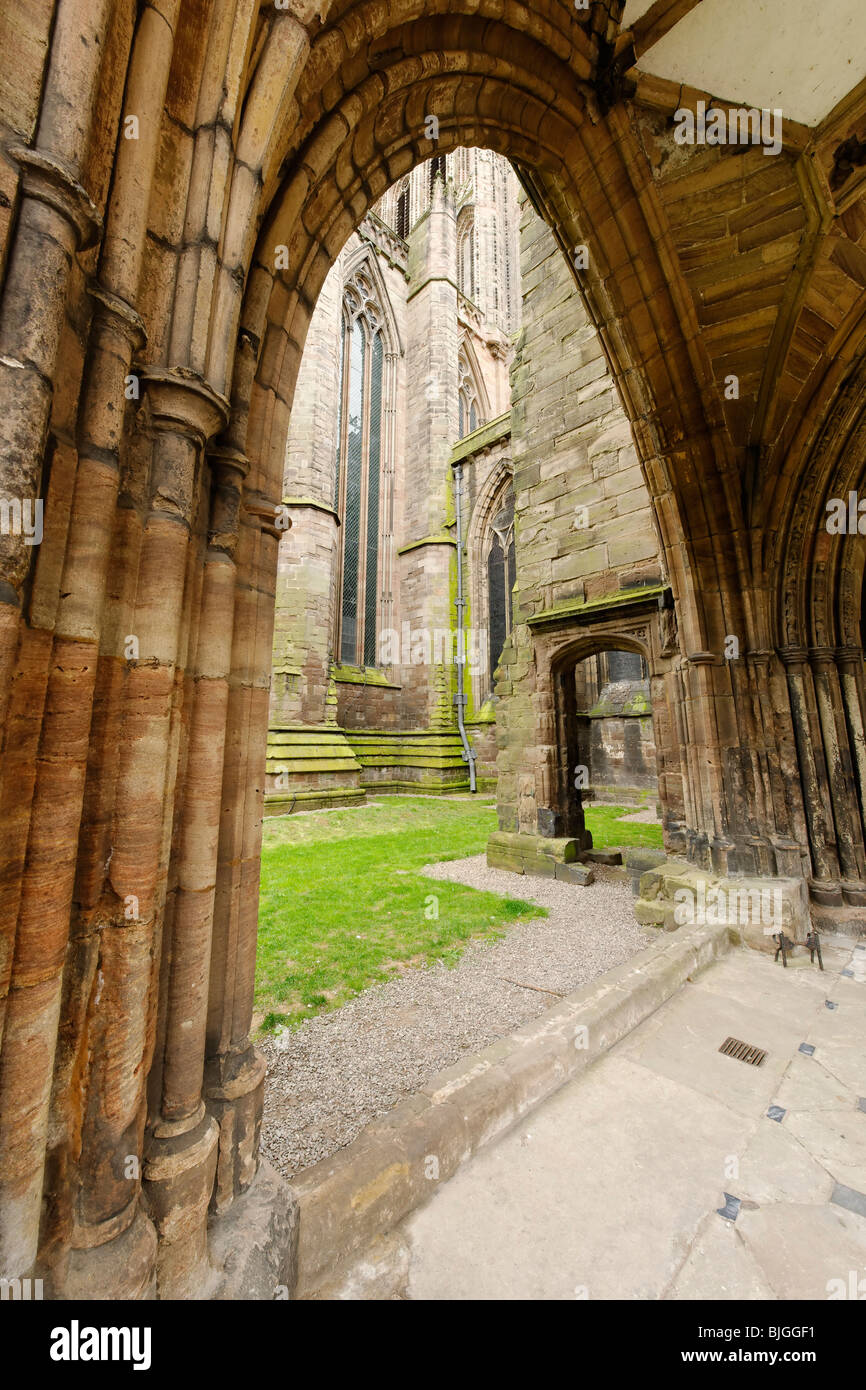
[494,197,677,841]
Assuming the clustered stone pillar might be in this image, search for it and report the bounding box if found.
[0,0,109,717]
[56,369,229,1299]
[135,376,234,1299]
[0,122,105,1298]
[204,444,282,1215]
[838,645,866,826]
[779,644,866,906]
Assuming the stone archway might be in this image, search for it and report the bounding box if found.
[535,613,676,848]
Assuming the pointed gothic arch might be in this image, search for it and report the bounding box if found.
[467,459,515,705]
[456,204,475,301]
[457,335,490,439]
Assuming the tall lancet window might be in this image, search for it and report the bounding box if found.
[486,494,515,687]
[457,207,474,301]
[395,182,410,239]
[457,350,480,440]
[334,269,386,666]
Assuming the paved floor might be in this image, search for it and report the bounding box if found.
[400,937,866,1300]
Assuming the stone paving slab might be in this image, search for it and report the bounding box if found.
[290,918,733,1295]
[396,939,866,1300]
[667,1215,777,1301]
[405,1054,756,1300]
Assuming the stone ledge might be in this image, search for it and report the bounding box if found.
[288,918,734,1298]
[528,583,669,630]
[634,858,811,948]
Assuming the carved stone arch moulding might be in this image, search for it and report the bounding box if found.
[546,625,653,680]
[773,351,866,651]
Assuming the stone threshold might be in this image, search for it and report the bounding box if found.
[288,916,735,1299]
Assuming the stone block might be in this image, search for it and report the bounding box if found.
[634,900,667,928]
[210,1159,298,1301]
[554,862,595,886]
[524,854,556,878]
[499,1039,571,1118]
[486,844,525,874]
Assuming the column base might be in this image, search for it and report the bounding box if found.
[205,1044,267,1214]
[208,1158,298,1299]
[56,1205,157,1300]
[143,1107,219,1299]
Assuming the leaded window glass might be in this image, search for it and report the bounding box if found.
[334,270,387,666]
[486,496,515,684]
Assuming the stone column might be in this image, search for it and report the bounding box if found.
[400,175,459,726]
[750,650,812,878]
[681,653,722,868]
[0,150,102,1284]
[810,646,866,900]
[728,653,779,878]
[0,0,109,724]
[779,647,842,902]
[837,645,866,834]
[60,369,228,1300]
[669,662,699,847]
[141,445,248,1299]
[205,494,282,1214]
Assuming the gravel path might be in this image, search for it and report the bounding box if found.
[260,857,650,1180]
[615,806,661,824]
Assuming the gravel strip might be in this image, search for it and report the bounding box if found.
[260,856,650,1180]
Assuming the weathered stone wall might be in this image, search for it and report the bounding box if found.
[510,198,660,610]
[586,711,658,803]
[495,197,669,840]
[574,659,659,804]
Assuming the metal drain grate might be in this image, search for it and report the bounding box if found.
[719,1036,766,1067]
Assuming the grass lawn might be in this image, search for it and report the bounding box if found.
[255,795,663,1033]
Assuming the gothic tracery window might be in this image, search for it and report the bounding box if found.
[457,207,474,301]
[486,493,515,689]
[457,350,480,439]
[334,268,386,667]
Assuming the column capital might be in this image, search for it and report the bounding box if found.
[9,146,102,250]
[777,645,809,668]
[138,366,230,446]
[808,645,837,668]
[206,447,250,555]
[87,283,146,351]
[207,444,250,489]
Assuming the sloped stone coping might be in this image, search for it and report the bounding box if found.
[288,917,735,1298]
